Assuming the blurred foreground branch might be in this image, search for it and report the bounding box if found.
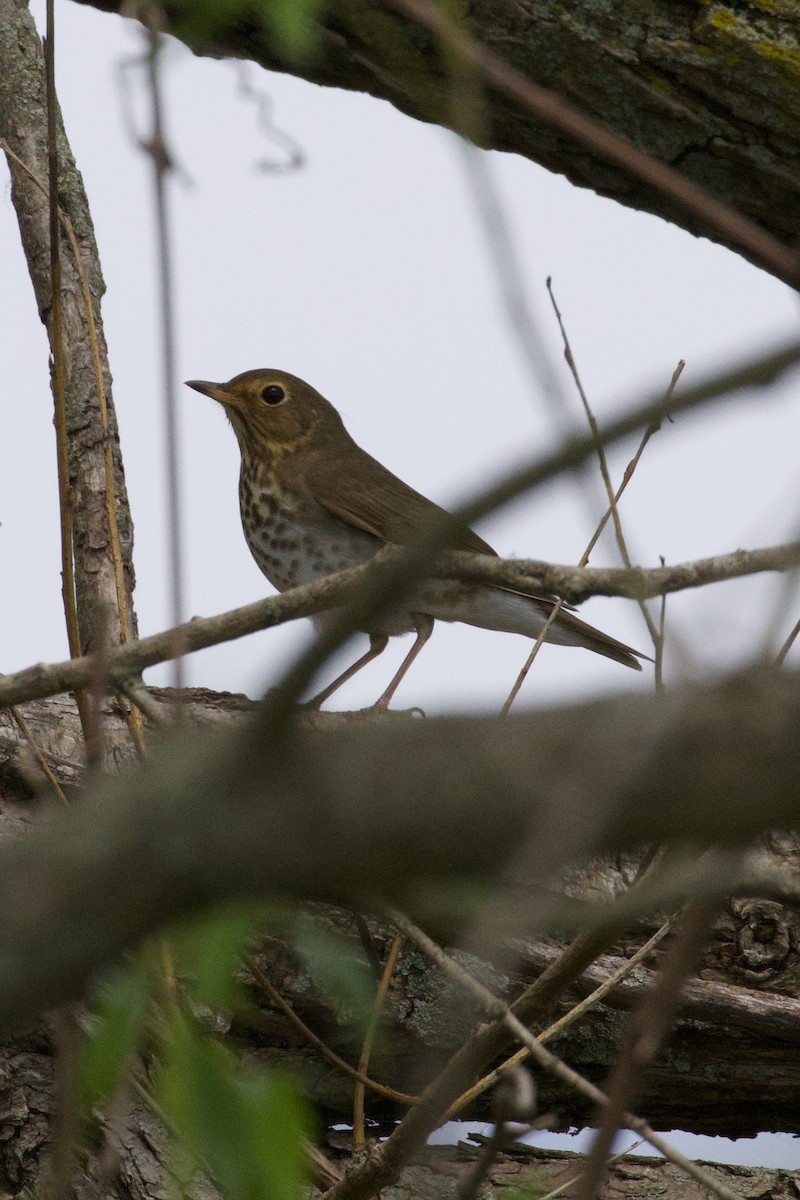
[1,665,799,1031]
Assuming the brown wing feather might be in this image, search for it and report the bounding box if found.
[304,444,495,556]
[304,439,633,639]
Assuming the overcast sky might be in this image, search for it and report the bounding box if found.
[2,0,800,1168]
[2,2,798,715]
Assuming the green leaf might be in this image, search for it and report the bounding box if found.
[293,919,374,1032]
[157,1016,312,1200]
[170,905,267,1011]
[79,962,150,1116]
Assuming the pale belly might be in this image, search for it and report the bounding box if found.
[239,476,421,637]
[238,475,577,646]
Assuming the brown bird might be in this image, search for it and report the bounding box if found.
[186,370,645,708]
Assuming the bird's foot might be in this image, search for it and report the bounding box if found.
[368,701,426,718]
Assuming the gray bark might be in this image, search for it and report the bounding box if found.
[74,0,800,268]
[0,0,137,651]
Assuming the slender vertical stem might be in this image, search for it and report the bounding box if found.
[145,23,185,694]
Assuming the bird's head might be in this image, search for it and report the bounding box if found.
[185,369,343,457]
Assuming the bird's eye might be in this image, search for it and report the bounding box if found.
[261,384,286,405]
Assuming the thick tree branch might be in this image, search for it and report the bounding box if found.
[0,666,799,1032]
[0,0,136,651]
[75,0,800,269]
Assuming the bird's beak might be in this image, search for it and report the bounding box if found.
[185,379,239,408]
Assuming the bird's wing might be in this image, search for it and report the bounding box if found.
[305,442,583,613]
[304,447,495,556]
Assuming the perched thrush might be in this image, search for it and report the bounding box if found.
[186,369,645,708]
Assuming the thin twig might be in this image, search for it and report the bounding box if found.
[456,144,574,437]
[455,1067,539,1200]
[85,604,111,772]
[232,63,305,173]
[655,555,668,690]
[115,677,166,729]
[537,1139,645,1200]
[501,357,684,712]
[353,933,405,1152]
[246,955,418,1107]
[140,10,186,696]
[352,914,384,980]
[776,617,800,665]
[50,1007,82,1200]
[445,918,674,1120]
[575,897,722,1200]
[547,278,661,644]
[8,704,70,806]
[385,911,742,1200]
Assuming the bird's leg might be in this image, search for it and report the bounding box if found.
[374,615,434,711]
[303,634,389,710]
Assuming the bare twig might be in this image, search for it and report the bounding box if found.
[2,536,799,712]
[547,278,661,642]
[655,555,668,690]
[450,540,800,603]
[7,703,70,806]
[446,918,674,1119]
[385,912,742,1200]
[128,9,186,694]
[576,897,722,1200]
[777,617,800,666]
[233,63,305,173]
[454,1066,538,1200]
[246,955,418,1107]
[537,1139,645,1200]
[114,677,166,729]
[353,933,406,1151]
[456,143,573,436]
[503,352,684,711]
[85,604,111,771]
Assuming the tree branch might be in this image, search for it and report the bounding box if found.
[0,665,800,1032]
[1,537,798,710]
[0,0,137,651]
[74,0,800,269]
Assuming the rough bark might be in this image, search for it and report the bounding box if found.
[74,0,800,268]
[0,0,137,652]
[3,667,800,1034]
[4,688,800,1196]
[3,689,800,1131]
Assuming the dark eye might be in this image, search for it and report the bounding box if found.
[261,384,285,405]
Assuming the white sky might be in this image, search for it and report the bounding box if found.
[2,0,800,1169]
[2,2,798,714]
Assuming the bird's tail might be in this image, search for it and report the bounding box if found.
[422,582,647,670]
